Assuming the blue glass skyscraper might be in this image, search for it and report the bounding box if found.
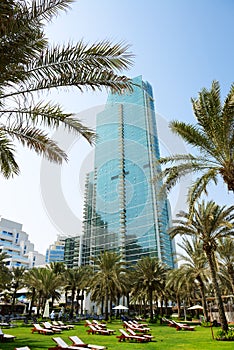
[82,76,175,267]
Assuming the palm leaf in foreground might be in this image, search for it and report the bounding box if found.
[0,0,134,177]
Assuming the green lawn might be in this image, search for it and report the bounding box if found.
[1,321,233,350]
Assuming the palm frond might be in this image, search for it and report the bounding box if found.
[192,80,221,125]
[4,69,133,98]
[2,103,95,144]
[30,0,74,22]
[188,169,219,214]
[169,121,216,156]
[222,82,234,141]
[157,158,212,193]
[0,131,19,178]
[2,124,68,164]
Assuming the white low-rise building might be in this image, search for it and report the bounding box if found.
[0,218,45,268]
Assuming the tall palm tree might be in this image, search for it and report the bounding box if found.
[169,200,234,331]
[158,81,234,209]
[131,256,168,321]
[89,251,126,321]
[177,237,210,321]
[0,0,134,178]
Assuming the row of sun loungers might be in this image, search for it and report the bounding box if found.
[31,321,75,335]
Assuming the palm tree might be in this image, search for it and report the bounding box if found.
[24,267,62,316]
[47,262,67,275]
[23,268,40,316]
[89,251,126,321]
[177,237,210,321]
[10,266,26,313]
[169,200,234,332]
[0,252,11,291]
[166,267,189,319]
[131,256,168,321]
[158,81,234,209]
[0,0,134,178]
[217,238,234,295]
[63,267,88,319]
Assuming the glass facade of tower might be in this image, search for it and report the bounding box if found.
[82,76,175,268]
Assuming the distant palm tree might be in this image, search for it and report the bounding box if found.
[177,237,210,321]
[23,268,40,316]
[166,267,189,319]
[0,0,134,178]
[24,267,62,316]
[132,256,168,321]
[63,267,88,319]
[158,81,234,210]
[169,200,234,332]
[10,266,26,313]
[0,252,11,291]
[89,251,126,321]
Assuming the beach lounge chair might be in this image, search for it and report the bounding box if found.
[92,320,107,329]
[116,329,149,342]
[43,321,62,333]
[0,327,16,342]
[86,324,111,335]
[127,328,154,341]
[52,321,69,330]
[94,324,115,334]
[69,335,106,350]
[31,323,54,335]
[57,321,74,329]
[131,320,149,327]
[123,321,150,333]
[48,337,89,349]
[173,321,195,331]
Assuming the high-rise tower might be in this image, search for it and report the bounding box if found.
[82,76,175,267]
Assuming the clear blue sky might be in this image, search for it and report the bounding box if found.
[1,0,233,253]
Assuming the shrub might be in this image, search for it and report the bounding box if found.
[216,328,234,341]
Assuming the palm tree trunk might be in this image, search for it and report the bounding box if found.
[11,288,17,314]
[76,289,81,315]
[177,295,181,318]
[70,288,75,319]
[104,289,109,321]
[206,250,228,332]
[80,290,84,315]
[29,288,35,316]
[101,297,104,315]
[149,288,153,321]
[197,276,209,322]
